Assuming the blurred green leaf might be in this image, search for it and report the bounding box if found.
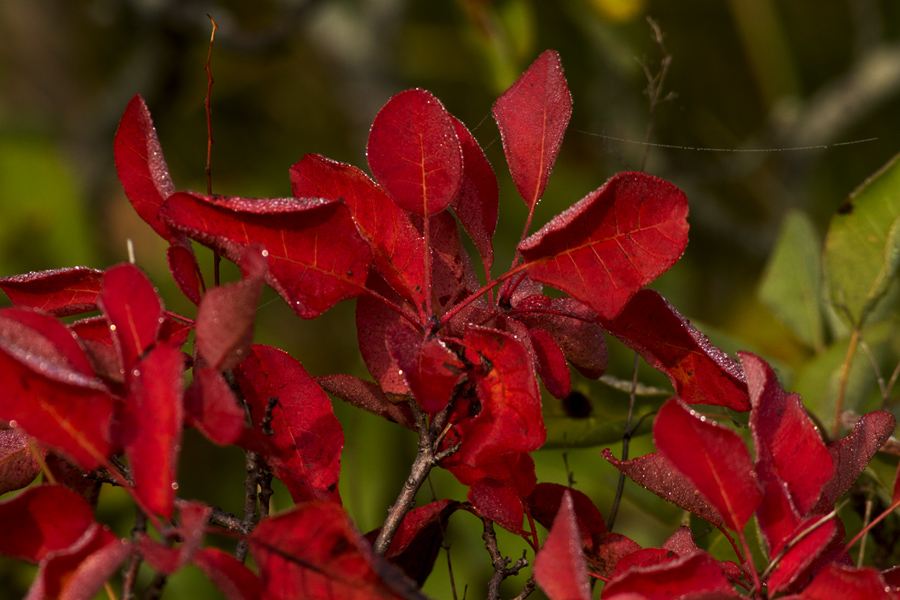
[823,152,900,328]
[759,210,826,351]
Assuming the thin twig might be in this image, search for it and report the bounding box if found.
[482,517,531,600]
[832,327,860,439]
[639,17,673,172]
[607,353,640,531]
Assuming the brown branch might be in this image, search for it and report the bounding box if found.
[482,517,532,600]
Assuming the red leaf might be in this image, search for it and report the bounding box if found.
[0,485,95,562]
[367,89,462,216]
[427,210,485,318]
[804,564,896,600]
[25,522,131,600]
[167,245,205,305]
[138,501,209,574]
[767,515,840,594]
[654,399,762,531]
[0,267,103,317]
[235,345,344,504]
[610,547,678,578]
[813,410,896,513]
[586,533,642,579]
[602,289,750,410]
[469,478,527,534]
[520,172,689,320]
[249,502,427,600]
[601,448,723,526]
[121,344,184,519]
[528,483,606,550]
[449,116,498,271]
[290,154,426,309]
[0,310,114,469]
[528,327,571,398]
[492,50,572,207]
[533,491,591,600]
[603,551,737,600]
[161,192,373,319]
[98,264,163,371]
[196,247,266,371]
[388,328,464,416]
[114,95,183,245]
[0,428,41,494]
[185,367,245,446]
[193,547,262,600]
[315,374,415,430]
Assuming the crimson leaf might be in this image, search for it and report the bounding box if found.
[0,485,95,562]
[0,428,41,495]
[193,547,262,600]
[0,267,103,317]
[603,551,738,599]
[803,564,896,600]
[533,491,591,600]
[98,264,163,371]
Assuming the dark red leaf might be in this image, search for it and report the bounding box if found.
[196,247,266,371]
[602,289,750,410]
[388,328,464,416]
[528,483,606,550]
[0,428,41,494]
[610,547,678,578]
[0,485,95,562]
[586,532,642,579]
[138,501,210,574]
[755,468,803,557]
[513,295,608,380]
[533,491,591,600]
[0,310,114,469]
[121,344,184,519]
[427,210,485,318]
[235,345,344,504]
[98,264,163,371]
[315,374,415,430]
[290,154,426,310]
[803,564,896,600]
[492,50,571,207]
[528,327,571,398]
[43,455,101,506]
[813,410,896,513]
[193,547,262,600]
[469,478,527,534]
[161,192,373,319]
[367,89,462,216]
[520,172,689,320]
[448,116,498,271]
[601,448,723,526]
[662,526,701,557]
[185,367,245,446]
[0,267,103,317]
[654,399,762,531]
[603,551,737,600]
[767,515,840,594]
[25,522,131,600]
[114,95,184,245]
[249,502,427,600]
[167,244,205,305]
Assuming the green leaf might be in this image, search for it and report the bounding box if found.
[759,210,826,351]
[823,151,900,327]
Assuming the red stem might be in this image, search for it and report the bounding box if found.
[438,262,530,327]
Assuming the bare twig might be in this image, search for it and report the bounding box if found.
[639,17,674,172]
[482,517,531,600]
[607,353,640,531]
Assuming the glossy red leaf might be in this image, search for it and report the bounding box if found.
[603,551,737,600]
[290,154,426,309]
[0,485,95,562]
[744,352,833,526]
[528,483,606,550]
[388,328,464,416]
[449,116,498,271]
[492,50,572,207]
[315,374,415,430]
[367,89,462,216]
[114,95,183,245]
[0,428,41,494]
[602,289,750,410]
[121,344,184,519]
[0,310,114,469]
[185,367,245,446]
[161,192,372,319]
[601,448,723,525]
[249,502,427,600]
[528,327,571,398]
[767,515,840,594]
[0,267,103,317]
[196,247,266,371]
[98,264,163,371]
[803,564,896,600]
[654,399,762,531]
[25,522,131,600]
[520,172,689,320]
[813,410,896,513]
[167,244,205,305]
[193,547,262,600]
[534,491,591,600]
[235,344,344,504]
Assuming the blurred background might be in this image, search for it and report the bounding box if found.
[2,0,900,597]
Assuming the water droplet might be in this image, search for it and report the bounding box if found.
[171,482,179,490]
[236,349,243,355]
[261,249,269,257]
[158,317,165,324]
[132,369,141,378]
[9,420,17,428]
[109,324,117,332]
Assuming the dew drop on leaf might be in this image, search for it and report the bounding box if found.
[171,482,179,490]
[109,324,117,332]
[261,249,269,257]
[8,420,17,428]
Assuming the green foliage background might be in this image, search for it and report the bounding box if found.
[3,0,900,597]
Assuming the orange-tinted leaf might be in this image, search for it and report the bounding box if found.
[654,399,761,531]
[0,485,95,562]
[520,172,689,320]
[0,267,103,317]
[493,50,571,207]
[367,89,462,216]
[161,192,372,319]
[533,491,591,600]
[98,264,163,371]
